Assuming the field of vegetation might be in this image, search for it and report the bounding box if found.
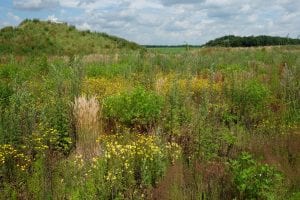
[0,21,300,200]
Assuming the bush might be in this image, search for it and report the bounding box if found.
[103,87,163,132]
[230,152,284,199]
[231,80,269,111]
[228,80,271,129]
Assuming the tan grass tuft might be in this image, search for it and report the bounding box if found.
[73,95,100,159]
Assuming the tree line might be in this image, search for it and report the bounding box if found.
[204,35,300,47]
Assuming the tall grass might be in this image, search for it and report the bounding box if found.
[73,95,100,159]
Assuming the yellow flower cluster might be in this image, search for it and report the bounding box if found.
[79,133,183,187]
[74,154,85,169]
[32,135,49,151]
[98,134,164,163]
[190,77,222,93]
[105,171,117,182]
[82,77,130,100]
[0,144,31,171]
[155,73,222,96]
[254,119,297,135]
[96,133,181,171]
[166,142,181,163]
[32,123,72,152]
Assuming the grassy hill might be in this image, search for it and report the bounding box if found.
[0,19,141,55]
[204,35,300,47]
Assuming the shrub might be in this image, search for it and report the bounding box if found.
[103,87,163,133]
[230,152,284,199]
[228,80,270,129]
[231,80,269,111]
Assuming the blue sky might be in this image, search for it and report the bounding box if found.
[1,0,300,45]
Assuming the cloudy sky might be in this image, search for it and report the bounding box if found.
[0,0,299,45]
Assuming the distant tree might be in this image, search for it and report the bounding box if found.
[205,35,300,47]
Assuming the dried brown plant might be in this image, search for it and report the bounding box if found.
[73,95,100,159]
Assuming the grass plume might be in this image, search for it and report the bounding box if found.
[73,95,100,159]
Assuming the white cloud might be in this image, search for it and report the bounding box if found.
[248,14,258,23]
[47,15,59,22]
[241,4,251,12]
[0,21,11,28]
[7,12,21,21]
[59,0,80,8]
[13,0,59,10]
[8,0,300,44]
[76,22,91,30]
[159,0,203,6]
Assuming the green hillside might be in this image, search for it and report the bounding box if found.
[204,35,300,47]
[0,19,141,55]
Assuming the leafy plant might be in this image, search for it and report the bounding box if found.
[231,80,270,111]
[103,87,163,132]
[227,79,271,129]
[230,152,284,199]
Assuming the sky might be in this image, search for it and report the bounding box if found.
[0,0,300,45]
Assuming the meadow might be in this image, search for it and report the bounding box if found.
[0,45,299,199]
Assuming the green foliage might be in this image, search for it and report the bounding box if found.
[0,183,18,200]
[103,87,163,131]
[86,63,135,78]
[227,79,271,129]
[205,35,300,47]
[288,192,300,200]
[162,82,193,137]
[230,152,284,199]
[0,82,13,107]
[27,156,48,199]
[231,80,270,110]
[1,90,37,144]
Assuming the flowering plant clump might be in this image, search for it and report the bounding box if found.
[96,133,181,186]
[165,141,181,164]
[30,123,72,153]
[0,144,31,172]
[82,77,130,100]
[155,73,222,96]
[0,124,72,175]
[55,133,181,199]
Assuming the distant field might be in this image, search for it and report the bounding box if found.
[145,46,202,53]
